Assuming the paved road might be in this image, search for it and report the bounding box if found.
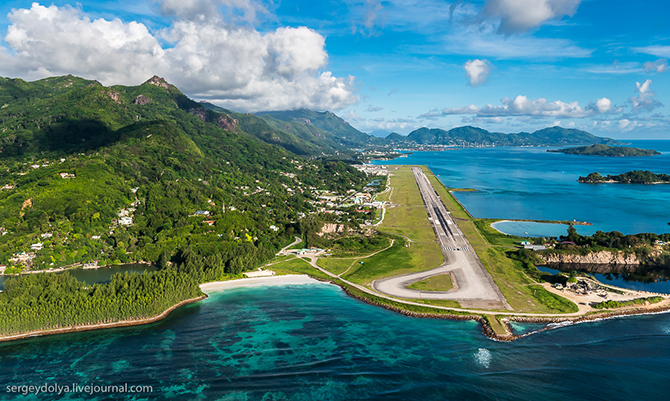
[373,167,510,310]
[277,236,302,255]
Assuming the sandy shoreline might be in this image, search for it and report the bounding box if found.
[200,275,328,293]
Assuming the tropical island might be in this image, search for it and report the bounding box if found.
[1,74,669,343]
[548,144,661,157]
[579,171,670,184]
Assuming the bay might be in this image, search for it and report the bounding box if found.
[374,140,670,235]
[1,284,669,400]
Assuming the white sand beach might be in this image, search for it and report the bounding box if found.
[199,275,327,293]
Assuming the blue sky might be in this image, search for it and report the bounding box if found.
[0,1,669,139]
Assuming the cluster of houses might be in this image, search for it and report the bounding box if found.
[355,164,389,176]
[9,252,35,265]
[117,208,136,226]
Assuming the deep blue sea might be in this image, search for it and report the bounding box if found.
[376,140,670,236]
[2,284,670,400]
[3,142,670,400]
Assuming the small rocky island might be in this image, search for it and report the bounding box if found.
[548,144,661,157]
[579,170,670,184]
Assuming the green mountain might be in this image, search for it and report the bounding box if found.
[385,132,405,142]
[256,109,374,148]
[200,102,344,155]
[402,126,621,147]
[548,144,661,157]
[0,75,368,274]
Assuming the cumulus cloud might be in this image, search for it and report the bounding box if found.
[592,97,612,113]
[2,4,164,85]
[366,105,383,112]
[643,58,668,73]
[585,97,621,114]
[629,79,663,112]
[463,59,493,86]
[0,2,358,112]
[483,0,583,34]
[438,95,590,118]
[424,93,626,121]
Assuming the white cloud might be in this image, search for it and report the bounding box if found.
[2,4,164,85]
[483,0,583,34]
[463,59,493,86]
[594,97,612,113]
[618,119,638,132]
[586,97,620,114]
[439,30,591,59]
[0,2,358,112]
[635,45,670,58]
[629,79,662,112]
[643,58,668,73]
[440,95,590,118]
[583,61,643,75]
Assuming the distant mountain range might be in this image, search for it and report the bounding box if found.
[393,126,622,147]
[197,105,621,155]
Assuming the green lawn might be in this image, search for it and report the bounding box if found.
[408,274,453,292]
[342,240,443,286]
[318,258,355,276]
[271,257,332,281]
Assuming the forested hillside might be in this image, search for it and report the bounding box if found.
[0,74,378,335]
[0,75,368,274]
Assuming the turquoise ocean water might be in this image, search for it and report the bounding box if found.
[2,284,670,400]
[3,142,670,399]
[376,140,670,236]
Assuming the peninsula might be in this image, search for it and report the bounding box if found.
[548,144,661,157]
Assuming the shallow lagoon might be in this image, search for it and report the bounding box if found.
[2,284,670,400]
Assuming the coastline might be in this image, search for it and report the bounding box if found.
[338,282,670,341]
[490,219,592,236]
[3,270,670,343]
[200,275,325,293]
[0,295,206,343]
[0,275,326,344]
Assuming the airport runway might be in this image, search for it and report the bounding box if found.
[373,167,510,310]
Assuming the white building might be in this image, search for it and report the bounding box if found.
[31,243,43,251]
[119,217,133,226]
